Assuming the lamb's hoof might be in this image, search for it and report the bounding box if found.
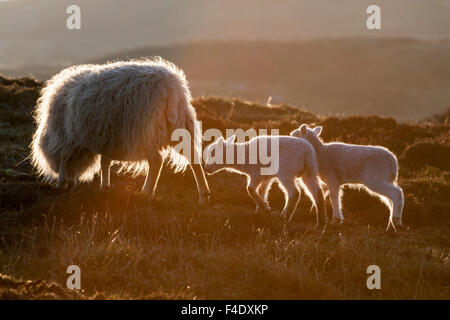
[393,217,403,228]
[387,218,405,232]
[198,193,210,207]
[254,206,272,215]
[315,220,326,230]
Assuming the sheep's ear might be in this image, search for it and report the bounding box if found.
[300,124,307,134]
[313,126,322,136]
[225,135,236,144]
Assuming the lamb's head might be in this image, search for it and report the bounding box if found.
[204,135,236,175]
[290,124,322,142]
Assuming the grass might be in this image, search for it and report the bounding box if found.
[0,76,449,299]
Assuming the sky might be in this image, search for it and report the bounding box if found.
[0,0,449,70]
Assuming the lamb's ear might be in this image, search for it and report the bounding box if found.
[225,135,236,144]
[313,126,322,136]
[300,124,307,135]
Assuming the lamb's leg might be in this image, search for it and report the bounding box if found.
[56,159,68,188]
[392,185,404,228]
[255,179,271,213]
[100,156,111,189]
[301,174,326,227]
[328,183,344,224]
[278,178,301,221]
[365,182,404,230]
[142,154,163,199]
[247,178,271,213]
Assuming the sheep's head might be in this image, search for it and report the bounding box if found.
[290,124,322,141]
[204,135,236,175]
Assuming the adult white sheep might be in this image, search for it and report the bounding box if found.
[290,124,404,231]
[31,57,210,205]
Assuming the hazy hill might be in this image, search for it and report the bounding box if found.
[94,39,450,121]
[3,39,449,121]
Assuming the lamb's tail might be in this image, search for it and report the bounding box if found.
[304,147,319,179]
[299,148,327,226]
[389,152,399,184]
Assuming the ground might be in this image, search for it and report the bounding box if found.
[0,76,448,299]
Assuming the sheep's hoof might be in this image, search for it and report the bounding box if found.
[254,206,272,215]
[55,181,67,189]
[331,217,344,225]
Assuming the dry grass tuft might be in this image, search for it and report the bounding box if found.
[0,78,449,299]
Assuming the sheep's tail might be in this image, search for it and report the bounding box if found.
[30,91,60,182]
[30,125,58,182]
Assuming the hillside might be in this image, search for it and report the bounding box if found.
[5,39,450,121]
[0,75,449,299]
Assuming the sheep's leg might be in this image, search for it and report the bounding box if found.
[328,184,344,223]
[365,182,404,230]
[301,174,326,227]
[142,154,163,199]
[278,178,301,221]
[247,178,271,213]
[100,156,111,189]
[189,163,210,206]
[186,127,210,205]
[255,179,271,213]
[56,159,68,188]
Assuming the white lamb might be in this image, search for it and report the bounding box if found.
[290,124,404,230]
[203,135,326,226]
